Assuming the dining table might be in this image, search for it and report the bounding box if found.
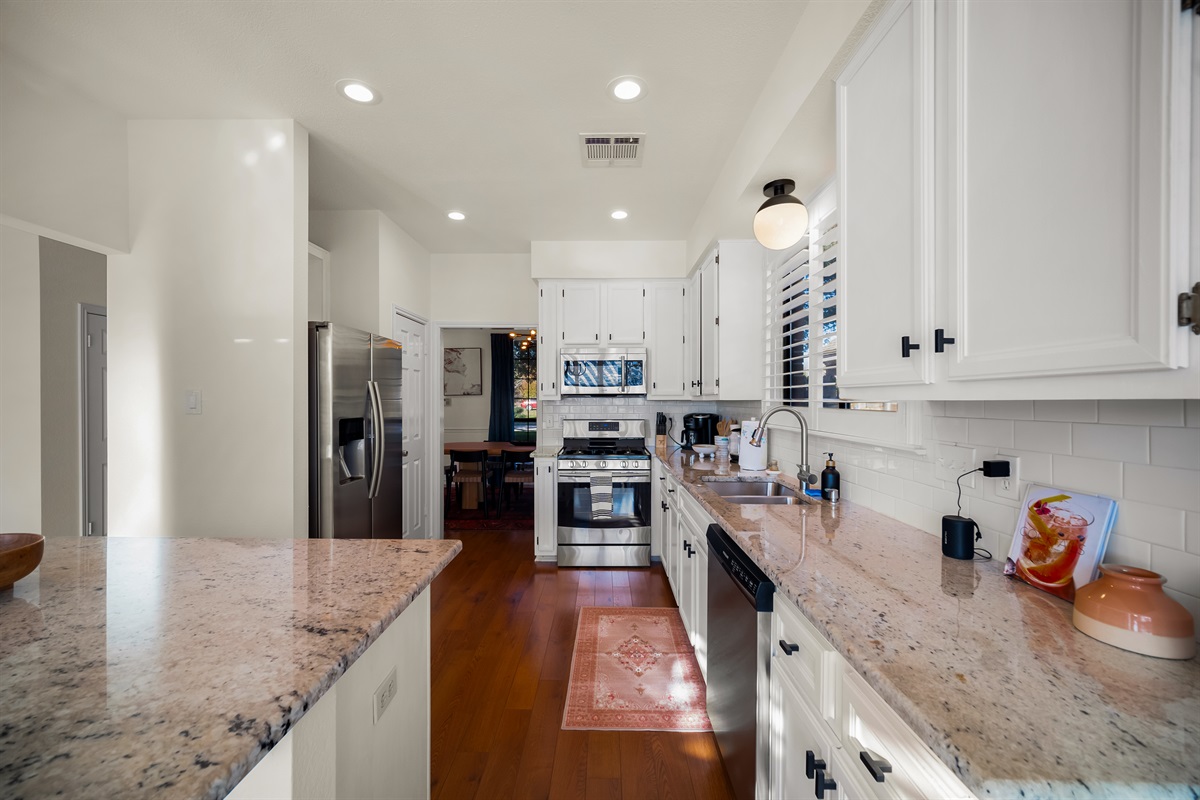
[443,441,536,510]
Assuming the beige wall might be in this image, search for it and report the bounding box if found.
[442,329,493,441]
[379,213,430,327]
[0,224,42,533]
[430,254,537,324]
[39,238,106,537]
[108,119,309,538]
[0,51,129,254]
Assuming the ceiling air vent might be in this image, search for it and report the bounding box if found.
[580,133,645,167]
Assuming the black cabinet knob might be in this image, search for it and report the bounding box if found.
[814,769,838,799]
[805,751,826,780]
[901,335,920,358]
[934,328,956,353]
[859,750,892,783]
[779,640,799,656]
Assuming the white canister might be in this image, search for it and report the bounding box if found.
[739,419,768,471]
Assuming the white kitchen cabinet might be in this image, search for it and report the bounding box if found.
[697,254,719,397]
[687,269,702,397]
[770,665,851,800]
[646,281,688,399]
[602,282,645,344]
[559,282,602,344]
[687,242,766,400]
[533,457,557,561]
[537,282,560,400]
[835,0,1197,401]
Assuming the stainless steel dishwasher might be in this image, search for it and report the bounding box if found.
[706,523,773,800]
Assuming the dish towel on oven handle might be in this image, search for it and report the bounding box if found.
[589,472,613,520]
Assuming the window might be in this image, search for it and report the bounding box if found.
[512,336,537,444]
[764,185,897,414]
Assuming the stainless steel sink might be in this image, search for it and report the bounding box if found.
[703,480,809,505]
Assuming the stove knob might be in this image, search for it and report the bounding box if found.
[598,460,608,469]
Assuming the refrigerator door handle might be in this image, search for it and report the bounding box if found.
[367,381,385,499]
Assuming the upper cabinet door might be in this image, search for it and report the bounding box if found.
[603,282,646,344]
[647,282,687,399]
[560,283,602,344]
[835,0,935,389]
[698,257,719,397]
[537,282,559,400]
[944,0,1183,381]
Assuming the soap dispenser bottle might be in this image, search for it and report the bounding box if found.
[820,453,841,501]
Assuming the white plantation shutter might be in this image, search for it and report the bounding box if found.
[764,208,839,407]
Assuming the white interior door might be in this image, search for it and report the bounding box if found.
[393,310,427,539]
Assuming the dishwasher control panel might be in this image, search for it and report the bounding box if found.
[707,524,774,611]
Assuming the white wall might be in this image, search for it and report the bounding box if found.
[530,241,686,279]
[108,120,309,538]
[442,329,492,441]
[0,51,129,254]
[378,213,430,326]
[430,254,536,324]
[310,211,380,333]
[0,224,42,533]
[732,399,1200,640]
[39,238,106,537]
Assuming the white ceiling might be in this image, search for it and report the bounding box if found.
[0,0,816,254]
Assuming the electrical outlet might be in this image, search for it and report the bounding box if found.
[935,444,977,486]
[373,666,398,724]
[993,454,1021,501]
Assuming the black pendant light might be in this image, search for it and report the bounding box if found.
[753,179,809,250]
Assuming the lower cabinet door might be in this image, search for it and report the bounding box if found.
[533,459,557,560]
[771,664,846,800]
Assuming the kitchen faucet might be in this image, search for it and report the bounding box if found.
[750,405,817,488]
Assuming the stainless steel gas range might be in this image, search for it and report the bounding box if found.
[556,419,652,567]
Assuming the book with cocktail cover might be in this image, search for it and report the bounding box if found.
[1003,484,1118,602]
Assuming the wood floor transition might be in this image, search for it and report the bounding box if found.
[429,527,735,800]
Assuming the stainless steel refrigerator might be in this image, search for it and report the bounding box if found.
[308,322,404,538]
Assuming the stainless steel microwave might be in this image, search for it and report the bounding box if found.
[559,347,647,396]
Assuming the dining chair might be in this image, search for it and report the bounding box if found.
[448,449,491,518]
[499,449,535,513]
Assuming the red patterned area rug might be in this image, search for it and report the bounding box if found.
[562,606,712,732]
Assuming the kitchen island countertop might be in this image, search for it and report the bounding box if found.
[0,536,461,800]
[656,446,1199,799]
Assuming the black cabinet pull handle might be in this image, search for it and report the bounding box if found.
[659,476,666,481]
[668,488,675,493]
[805,751,826,780]
[934,328,956,353]
[901,335,920,358]
[814,769,838,799]
[779,640,799,656]
[859,750,892,783]
[661,501,668,512]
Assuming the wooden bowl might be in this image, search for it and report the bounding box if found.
[0,533,44,591]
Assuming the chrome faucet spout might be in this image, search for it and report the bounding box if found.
[750,405,816,487]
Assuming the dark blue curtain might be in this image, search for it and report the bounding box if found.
[487,334,515,442]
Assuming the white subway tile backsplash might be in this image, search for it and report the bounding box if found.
[876,473,905,499]
[984,401,1034,420]
[1013,421,1072,455]
[1186,400,1200,428]
[966,418,1014,448]
[1098,399,1185,427]
[912,460,944,489]
[1151,546,1200,597]
[902,481,934,508]
[1149,426,1200,470]
[1163,589,1200,631]
[1033,400,1098,423]
[885,456,914,482]
[927,401,946,417]
[933,416,968,443]
[970,497,1017,537]
[1052,455,1123,498]
[1187,512,1200,556]
[945,401,985,418]
[1113,500,1186,550]
[1072,423,1149,464]
[998,449,1054,485]
[1124,463,1200,512]
[892,499,938,536]
[1103,533,1152,569]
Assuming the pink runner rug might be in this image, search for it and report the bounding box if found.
[562,606,712,732]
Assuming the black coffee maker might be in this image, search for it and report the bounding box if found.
[682,413,716,449]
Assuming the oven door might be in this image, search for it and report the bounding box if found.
[557,471,652,537]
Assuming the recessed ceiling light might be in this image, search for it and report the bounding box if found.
[611,210,628,220]
[336,79,380,105]
[608,76,646,102]
[447,211,466,221]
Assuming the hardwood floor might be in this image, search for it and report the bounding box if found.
[430,528,735,800]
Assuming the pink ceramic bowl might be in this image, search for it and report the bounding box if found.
[1073,564,1195,660]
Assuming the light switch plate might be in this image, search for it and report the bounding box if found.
[935,444,977,486]
[185,389,203,415]
[993,453,1021,501]
[373,666,398,724]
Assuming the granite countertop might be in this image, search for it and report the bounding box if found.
[0,537,461,800]
[655,446,1199,799]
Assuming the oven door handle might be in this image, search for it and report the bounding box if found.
[557,472,651,484]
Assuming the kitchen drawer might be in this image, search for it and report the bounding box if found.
[772,597,837,719]
[678,486,712,534]
[838,665,974,800]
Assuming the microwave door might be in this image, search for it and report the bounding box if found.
[624,356,646,395]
